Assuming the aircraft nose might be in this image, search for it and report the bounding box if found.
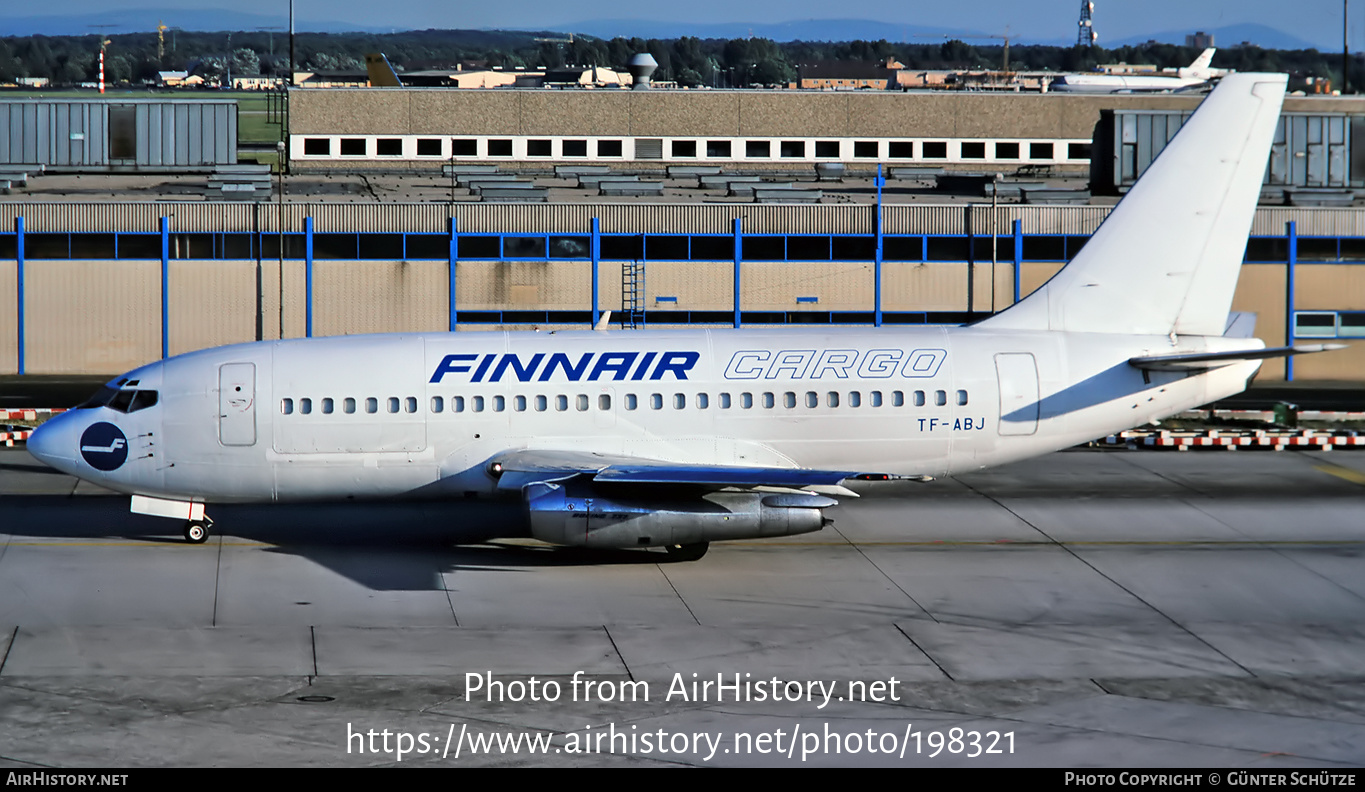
[26,413,76,470]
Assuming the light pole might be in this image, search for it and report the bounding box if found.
[276,140,286,339]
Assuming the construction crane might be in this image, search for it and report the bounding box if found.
[157,20,169,62]
[915,29,1013,72]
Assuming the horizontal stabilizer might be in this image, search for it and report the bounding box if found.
[1128,344,1346,372]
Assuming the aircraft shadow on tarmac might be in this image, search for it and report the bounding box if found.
[0,485,684,592]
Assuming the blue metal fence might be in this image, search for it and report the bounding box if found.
[4,216,1362,381]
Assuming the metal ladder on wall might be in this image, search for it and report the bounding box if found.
[621,260,646,329]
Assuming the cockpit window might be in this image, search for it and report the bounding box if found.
[128,390,159,412]
[76,386,119,409]
[75,386,159,413]
[109,390,136,413]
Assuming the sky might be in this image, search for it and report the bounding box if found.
[10,1,1363,49]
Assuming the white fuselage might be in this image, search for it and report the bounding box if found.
[31,325,1262,504]
[1051,74,1206,93]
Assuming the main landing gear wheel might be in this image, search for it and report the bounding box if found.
[184,518,212,544]
[664,542,710,562]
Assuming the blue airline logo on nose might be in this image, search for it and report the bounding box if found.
[79,422,128,471]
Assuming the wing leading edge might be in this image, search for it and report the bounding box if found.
[486,448,888,494]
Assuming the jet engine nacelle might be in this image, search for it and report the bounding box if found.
[524,482,833,548]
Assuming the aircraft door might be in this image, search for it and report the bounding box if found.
[995,353,1039,436]
[219,363,257,446]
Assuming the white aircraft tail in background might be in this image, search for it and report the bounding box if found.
[27,73,1341,560]
[1051,48,1225,93]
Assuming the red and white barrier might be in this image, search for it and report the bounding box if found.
[0,408,67,422]
[1097,428,1365,450]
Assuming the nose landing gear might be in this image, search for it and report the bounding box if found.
[184,518,213,544]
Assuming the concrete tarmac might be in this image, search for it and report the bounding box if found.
[1,446,1364,767]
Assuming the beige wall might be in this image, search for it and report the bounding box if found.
[8,255,1365,381]
[24,260,161,375]
[168,260,258,356]
[456,261,592,310]
[299,89,1330,141]
[312,260,448,337]
[741,261,873,311]
[0,261,16,374]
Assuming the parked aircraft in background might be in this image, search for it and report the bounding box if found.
[1051,48,1226,93]
[27,73,1339,561]
[364,53,403,87]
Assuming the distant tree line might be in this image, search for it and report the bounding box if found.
[0,28,1352,89]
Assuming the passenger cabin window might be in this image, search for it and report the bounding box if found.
[344,397,356,414]
[300,398,312,415]
[935,390,947,406]
[453,396,465,412]
[535,395,547,412]
[322,398,334,414]
[472,396,485,412]
[281,398,294,415]
[556,395,568,411]
[626,394,638,410]
[431,396,444,413]
[406,397,418,414]
[578,395,590,411]
[650,394,663,410]
[366,397,378,414]
[674,394,686,409]
[599,395,611,410]
[957,390,969,406]
[914,390,926,407]
[892,391,905,407]
[388,397,400,413]
[719,393,732,409]
[849,391,861,408]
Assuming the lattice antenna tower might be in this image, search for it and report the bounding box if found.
[1077,1,1098,47]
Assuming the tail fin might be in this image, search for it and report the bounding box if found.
[1185,47,1217,75]
[979,72,1285,336]
[365,53,403,87]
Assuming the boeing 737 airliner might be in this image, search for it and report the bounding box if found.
[26,74,1337,560]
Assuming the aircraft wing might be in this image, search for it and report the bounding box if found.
[487,448,887,494]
